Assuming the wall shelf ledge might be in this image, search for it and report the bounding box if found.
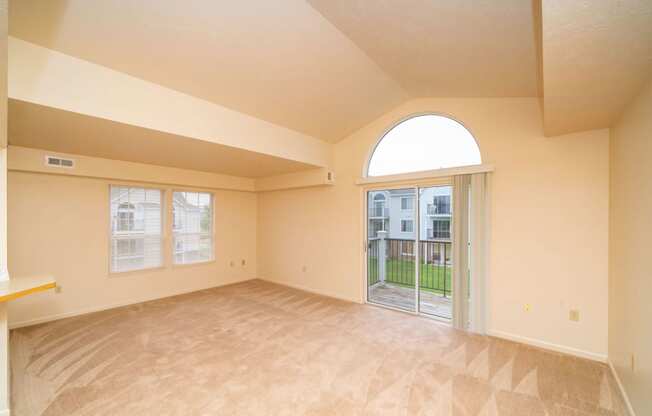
[0,276,57,303]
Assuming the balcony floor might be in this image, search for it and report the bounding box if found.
[368,282,452,320]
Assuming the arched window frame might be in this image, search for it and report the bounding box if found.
[361,113,486,180]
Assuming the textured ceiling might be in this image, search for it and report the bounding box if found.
[8,0,542,144]
[8,0,407,143]
[8,99,317,178]
[307,0,539,97]
[8,0,652,145]
[541,0,652,136]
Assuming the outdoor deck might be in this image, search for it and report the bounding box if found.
[368,283,452,319]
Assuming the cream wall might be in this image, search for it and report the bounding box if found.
[7,167,257,327]
[609,79,652,415]
[0,1,10,414]
[258,98,610,360]
[5,98,612,363]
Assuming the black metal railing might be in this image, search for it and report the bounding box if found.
[367,238,452,297]
[367,238,380,286]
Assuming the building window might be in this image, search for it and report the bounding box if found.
[369,192,388,218]
[116,202,136,231]
[432,219,451,239]
[110,186,162,273]
[368,218,388,238]
[433,195,451,214]
[401,219,414,233]
[401,197,414,210]
[173,191,214,264]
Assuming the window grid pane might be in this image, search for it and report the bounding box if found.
[173,191,214,264]
[401,219,414,233]
[110,186,162,273]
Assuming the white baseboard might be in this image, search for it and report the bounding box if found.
[608,360,636,416]
[9,277,256,329]
[259,277,361,304]
[488,329,607,363]
[0,407,10,416]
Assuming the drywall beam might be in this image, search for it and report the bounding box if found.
[255,168,334,192]
[8,146,256,192]
[8,37,332,168]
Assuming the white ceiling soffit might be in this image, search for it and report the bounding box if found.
[307,0,539,98]
[541,0,652,136]
[9,0,407,143]
[8,99,318,178]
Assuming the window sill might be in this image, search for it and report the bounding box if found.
[171,259,216,269]
[108,266,166,277]
[0,275,57,303]
[107,260,218,277]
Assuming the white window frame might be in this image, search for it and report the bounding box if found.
[172,190,215,265]
[401,196,414,211]
[433,195,451,215]
[400,219,414,233]
[432,218,451,239]
[109,185,164,274]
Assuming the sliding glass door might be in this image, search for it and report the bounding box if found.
[366,188,416,312]
[366,184,453,320]
[418,186,453,319]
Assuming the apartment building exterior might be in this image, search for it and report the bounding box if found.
[367,186,452,241]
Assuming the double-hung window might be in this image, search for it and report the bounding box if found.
[433,195,451,214]
[432,219,451,239]
[172,191,214,264]
[401,219,414,233]
[110,186,163,273]
[401,197,414,210]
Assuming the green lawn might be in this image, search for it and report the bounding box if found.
[368,258,452,296]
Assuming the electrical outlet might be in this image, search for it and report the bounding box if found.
[569,309,580,322]
[524,304,531,312]
[302,266,307,273]
[241,259,246,266]
[55,285,62,294]
[229,261,234,267]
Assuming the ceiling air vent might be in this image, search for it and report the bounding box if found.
[45,155,75,169]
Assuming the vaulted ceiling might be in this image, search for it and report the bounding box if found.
[308,0,539,98]
[7,0,652,151]
[9,0,407,143]
[541,0,652,136]
[9,0,540,144]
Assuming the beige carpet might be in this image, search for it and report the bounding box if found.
[11,280,627,415]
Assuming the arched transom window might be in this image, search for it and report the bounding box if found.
[367,114,481,177]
